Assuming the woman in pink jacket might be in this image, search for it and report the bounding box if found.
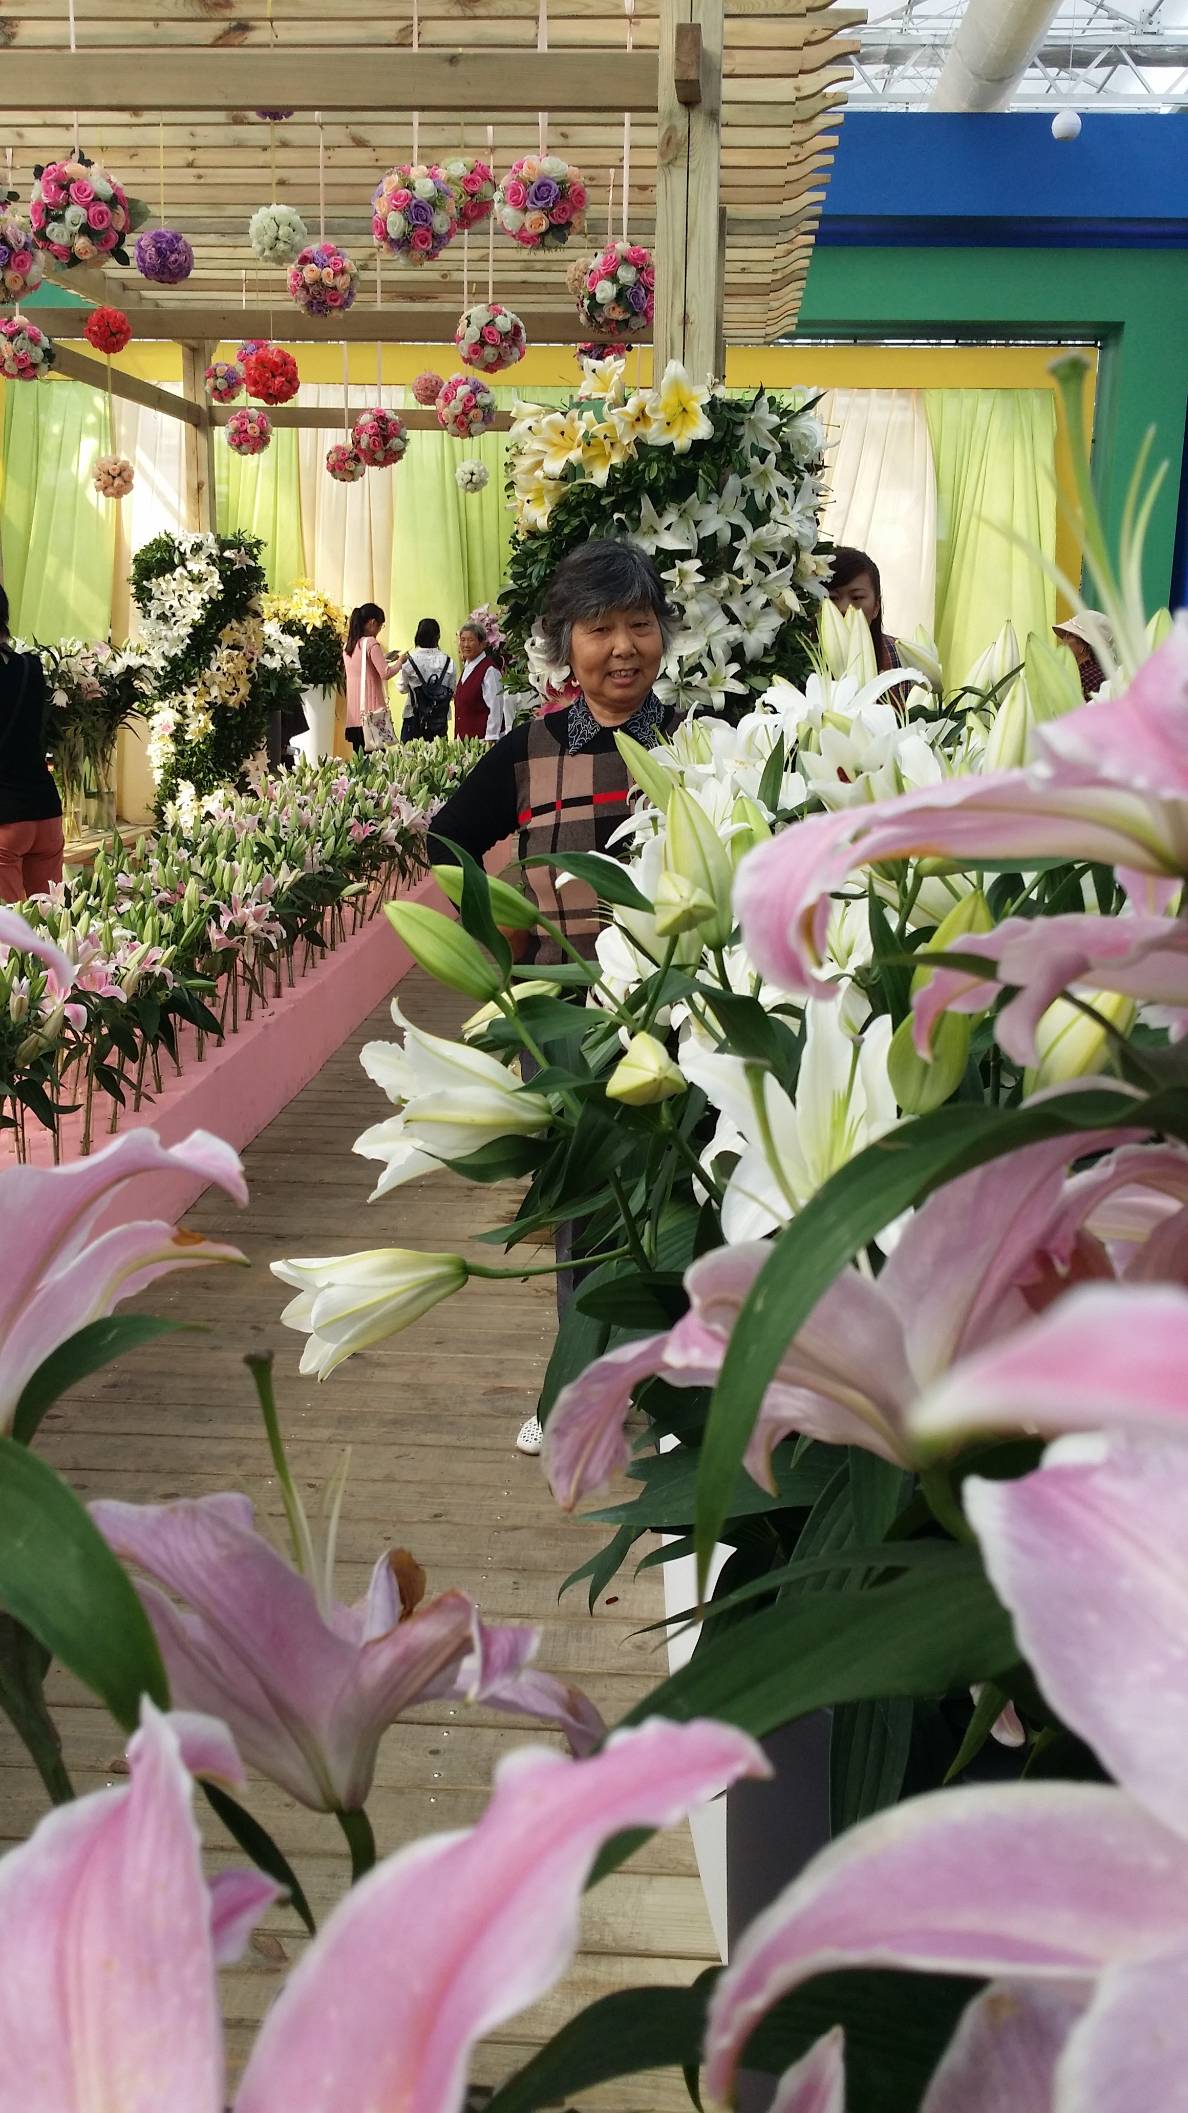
[343,604,398,752]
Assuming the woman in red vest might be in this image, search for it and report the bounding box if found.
[452,616,506,742]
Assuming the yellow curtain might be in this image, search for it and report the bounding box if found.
[1,376,117,641]
[215,427,305,590]
[925,389,1057,680]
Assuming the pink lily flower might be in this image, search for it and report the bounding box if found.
[702,1307,1188,2112]
[0,1127,248,1431]
[1,1699,762,2113]
[912,910,1188,1066]
[736,622,1188,998]
[90,1491,607,1810]
[544,1127,1188,1507]
[0,903,74,993]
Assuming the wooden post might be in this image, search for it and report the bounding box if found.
[179,344,216,534]
[655,0,724,386]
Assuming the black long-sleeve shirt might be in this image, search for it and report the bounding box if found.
[0,649,61,826]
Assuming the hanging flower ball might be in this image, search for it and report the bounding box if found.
[455,459,489,495]
[248,202,309,267]
[255,108,296,122]
[237,338,268,366]
[351,406,407,468]
[93,453,135,499]
[205,357,245,405]
[565,255,594,299]
[0,315,54,381]
[436,373,496,441]
[227,407,272,456]
[135,227,194,284]
[576,339,630,366]
[411,368,444,407]
[243,344,300,405]
[29,154,132,270]
[441,155,496,231]
[83,305,132,356]
[0,209,44,304]
[371,164,458,264]
[287,240,358,318]
[455,300,526,375]
[326,442,366,484]
[494,156,586,251]
[580,240,655,335]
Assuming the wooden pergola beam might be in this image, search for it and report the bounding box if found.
[51,341,205,424]
[40,303,642,346]
[209,404,515,430]
[0,48,659,111]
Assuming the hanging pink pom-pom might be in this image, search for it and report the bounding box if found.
[411,369,444,407]
[326,442,366,483]
[226,406,272,455]
[351,407,407,468]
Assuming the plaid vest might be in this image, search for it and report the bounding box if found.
[514,710,666,964]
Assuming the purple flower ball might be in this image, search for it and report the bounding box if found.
[135,227,194,284]
[527,178,560,210]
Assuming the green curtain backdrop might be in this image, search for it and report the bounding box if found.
[926,389,1057,680]
[1,377,116,641]
[215,428,305,590]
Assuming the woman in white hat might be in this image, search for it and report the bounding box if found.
[1053,611,1116,700]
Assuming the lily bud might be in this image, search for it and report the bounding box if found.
[895,628,944,692]
[385,902,505,1002]
[729,794,771,868]
[272,1247,469,1378]
[461,979,561,1041]
[432,864,539,932]
[664,789,735,949]
[606,1032,687,1106]
[982,672,1034,772]
[615,730,672,811]
[1146,608,1173,654]
[888,1010,970,1115]
[1024,989,1136,1092]
[842,605,878,685]
[961,621,1021,699]
[7,986,29,1027]
[1025,631,1083,723]
[817,598,852,680]
[653,868,715,939]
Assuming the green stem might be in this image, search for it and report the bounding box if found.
[608,1166,651,1275]
[919,1464,974,1545]
[637,937,678,1040]
[468,1245,630,1282]
[494,994,582,1120]
[336,1804,377,1884]
[244,1353,318,1580]
[661,1108,727,1202]
[745,1063,800,1217]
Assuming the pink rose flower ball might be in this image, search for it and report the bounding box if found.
[29,155,131,269]
[576,338,630,366]
[411,369,444,406]
[205,358,245,405]
[287,241,358,318]
[435,372,496,441]
[371,164,458,263]
[0,316,54,381]
[135,227,194,284]
[496,157,586,250]
[93,453,135,499]
[442,155,496,231]
[455,301,526,374]
[351,406,407,468]
[0,211,44,304]
[226,407,272,456]
[326,442,366,484]
[579,239,655,336]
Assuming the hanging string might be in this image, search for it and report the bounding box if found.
[317,112,326,241]
[462,222,470,313]
[269,120,278,203]
[411,0,421,166]
[622,0,634,242]
[375,339,382,398]
[486,124,495,304]
[341,341,350,437]
[67,0,80,157]
[158,121,166,227]
[606,167,614,243]
[537,0,547,161]
[241,268,247,310]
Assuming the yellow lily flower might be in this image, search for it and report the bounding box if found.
[647,361,714,455]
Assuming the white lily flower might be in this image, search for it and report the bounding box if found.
[353,999,552,1196]
[630,493,700,557]
[691,475,749,549]
[738,394,782,454]
[272,1248,469,1378]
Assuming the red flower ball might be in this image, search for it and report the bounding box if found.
[83,305,132,356]
[243,344,300,405]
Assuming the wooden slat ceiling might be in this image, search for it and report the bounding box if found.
[2,0,861,342]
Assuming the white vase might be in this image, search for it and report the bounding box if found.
[291,684,336,764]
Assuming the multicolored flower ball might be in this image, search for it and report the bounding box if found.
[566,255,594,299]
[576,339,630,366]
[371,164,458,264]
[580,240,655,334]
[494,156,586,250]
[237,338,268,366]
[205,357,245,405]
[0,210,43,303]
[435,373,496,441]
[0,315,54,381]
[351,407,407,468]
[455,459,489,495]
[29,155,132,269]
[93,454,135,499]
[411,369,444,407]
[135,228,194,284]
[248,202,309,267]
[442,155,496,230]
[326,442,366,484]
[243,344,300,405]
[83,305,132,357]
[287,240,358,318]
[255,108,296,122]
[455,300,525,375]
[227,407,272,456]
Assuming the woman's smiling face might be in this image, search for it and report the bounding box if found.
[569,603,665,723]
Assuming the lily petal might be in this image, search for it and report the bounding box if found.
[768,2028,846,2113]
[921,1983,1086,2113]
[545,1333,671,1511]
[0,903,75,991]
[236,1718,766,2113]
[1054,1937,1188,2113]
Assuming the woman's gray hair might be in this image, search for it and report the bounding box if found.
[537,539,674,668]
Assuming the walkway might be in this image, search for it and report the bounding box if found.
[2,967,717,2106]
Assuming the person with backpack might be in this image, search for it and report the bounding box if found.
[398,618,456,742]
[0,585,63,902]
[343,604,400,753]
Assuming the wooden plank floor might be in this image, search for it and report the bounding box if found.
[0,968,717,2107]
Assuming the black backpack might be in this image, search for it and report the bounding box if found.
[406,654,453,738]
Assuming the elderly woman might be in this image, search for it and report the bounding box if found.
[427,538,675,966]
